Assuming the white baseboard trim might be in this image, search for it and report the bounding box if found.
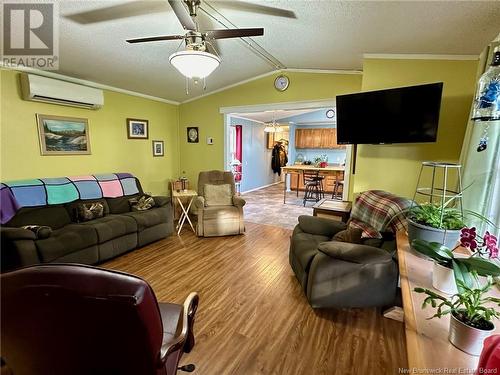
[241,181,282,195]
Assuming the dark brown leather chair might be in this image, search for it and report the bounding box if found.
[0,264,199,375]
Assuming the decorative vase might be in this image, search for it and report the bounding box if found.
[449,312,494,356]
[407,219,461,249]
[432,262,457,295]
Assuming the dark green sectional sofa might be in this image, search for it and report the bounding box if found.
[1,188,173,272]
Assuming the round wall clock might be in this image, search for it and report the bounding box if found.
[274,75,290,92]
[187,127,199,143]
[326,109,335,119]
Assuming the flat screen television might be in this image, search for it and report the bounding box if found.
[336,82,443,144]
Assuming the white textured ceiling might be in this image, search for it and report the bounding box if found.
[57,1,500,103]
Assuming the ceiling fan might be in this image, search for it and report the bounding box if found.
[127,0,265,79]
[66,0,294,82]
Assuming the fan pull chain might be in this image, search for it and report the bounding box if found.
[203,77,207,91]
[185,77,189,95]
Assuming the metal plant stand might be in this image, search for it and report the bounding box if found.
[410,162,464,245]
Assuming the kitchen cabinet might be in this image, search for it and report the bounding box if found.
[295,128,344,149]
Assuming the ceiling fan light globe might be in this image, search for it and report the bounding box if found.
[169,50,220,79]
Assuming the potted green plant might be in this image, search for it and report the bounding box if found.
[414,276,500,355]
[407,203,465,249]
[412,227,500,294]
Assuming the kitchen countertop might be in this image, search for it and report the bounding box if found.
[282,164,345,172]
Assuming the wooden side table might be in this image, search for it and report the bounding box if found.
[312,199,352,223]
[171,189,197,235]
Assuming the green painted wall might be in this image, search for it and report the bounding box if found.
[0,69,180,195]
[2,60,478,200]
[178,72,363,185]
[352,58,478,199]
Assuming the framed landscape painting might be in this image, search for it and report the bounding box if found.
[36,114,91,155]
[127,118,149,139]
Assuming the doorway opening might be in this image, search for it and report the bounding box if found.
[221,100,352,206]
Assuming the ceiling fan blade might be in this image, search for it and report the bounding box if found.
[127,35,185,44]
[210,1,296,19]
[168,0,197,30]
[195,11,222,56]
[64,1,168,24]
[206,28,264,39]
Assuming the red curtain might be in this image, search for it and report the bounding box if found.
[235,125,242,182]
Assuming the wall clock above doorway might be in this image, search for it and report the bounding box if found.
[274,75,290,92]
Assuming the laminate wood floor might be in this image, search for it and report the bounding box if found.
[103,222,407,375]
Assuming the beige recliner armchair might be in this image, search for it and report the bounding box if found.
[193,170,245,237]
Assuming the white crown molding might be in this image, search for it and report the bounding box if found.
[283,68,363,75]
[228,114,266,124]
[181,68,363,104]
[181,70,278,104]
[220,99,336,115]
[363,53,479,61]
[0,63,180,105]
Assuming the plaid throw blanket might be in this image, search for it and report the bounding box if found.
[0,173,140,224]
[348,190,412,238]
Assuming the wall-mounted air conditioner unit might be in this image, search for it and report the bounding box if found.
[20,73,104,110]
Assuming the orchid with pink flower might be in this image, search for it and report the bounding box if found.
[460,227,499,259]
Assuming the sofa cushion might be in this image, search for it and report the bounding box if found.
[204,184,233,207]
[77,215,137,243]
[77,202,105,222]
[35,224,98,262]
[21,225,52,239]
[107,194,140,214]
[203,205,240,220]
[128,195,155,211]
[6,206,71,230]
[332,227,363,244]
[291,231,331,273]
[123,207,167,231]
[65,199,110,222]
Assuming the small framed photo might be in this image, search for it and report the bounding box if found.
[187,127,199,143]
[152,140,164,157]
[127,118,149,139]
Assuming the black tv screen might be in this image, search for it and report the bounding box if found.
[336,82,443,144]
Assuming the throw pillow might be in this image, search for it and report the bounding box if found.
[204,184,233,206]
[128,195,155,211]
[21,225,52,239]
[77,202,104,222]
[332,227,363,244]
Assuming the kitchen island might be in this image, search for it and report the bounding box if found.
[281,164,345,203]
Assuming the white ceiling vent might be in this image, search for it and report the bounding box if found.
[20,73,104,110]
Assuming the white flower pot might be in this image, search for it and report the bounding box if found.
[432,262,457,295]
[449,313,494,356]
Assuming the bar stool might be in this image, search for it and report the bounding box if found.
[303,170,324,206]
[332,179,344,200]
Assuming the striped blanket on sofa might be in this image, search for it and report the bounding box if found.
[0,173,140,224]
